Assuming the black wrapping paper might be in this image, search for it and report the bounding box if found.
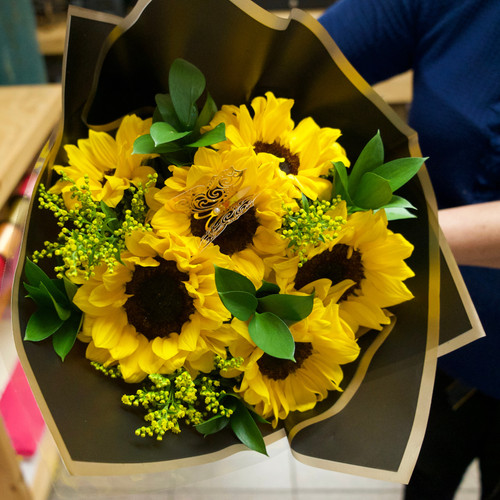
[12,0,482,482]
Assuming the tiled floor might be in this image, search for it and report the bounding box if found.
[47,437,481,500]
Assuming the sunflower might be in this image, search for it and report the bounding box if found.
[204,91,350,200]
[151,147,293,285]
[73,230,233,383]
[221,297,360,426]
[271,209,415,332]
[50,114,156,209]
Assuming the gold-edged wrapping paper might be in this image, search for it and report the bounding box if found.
[12,0,483,483]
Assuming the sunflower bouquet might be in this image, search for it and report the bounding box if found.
[22,58,421,454]
[12,0,482,482]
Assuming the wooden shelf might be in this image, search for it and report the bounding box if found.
[37,19,66,57]
[0,84,61,209]
[0,84,62,500]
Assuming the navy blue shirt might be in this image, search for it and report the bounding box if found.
[320,0,500,398]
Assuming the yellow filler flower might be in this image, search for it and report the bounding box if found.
[204,91,349,200]
[72,231,232,383]
[50,114,156,209]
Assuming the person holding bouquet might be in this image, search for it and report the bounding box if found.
[319,1,500,499]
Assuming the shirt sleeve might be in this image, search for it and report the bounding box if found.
[319,0,418,84]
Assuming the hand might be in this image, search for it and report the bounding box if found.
[439,200,500,268]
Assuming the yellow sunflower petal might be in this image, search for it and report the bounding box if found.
[119,335,149,383]
[85,341,115,366]
[107,324,140,360]
[92,309,128,350]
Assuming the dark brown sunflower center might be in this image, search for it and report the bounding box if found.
[253,140,300,175]
[257,342,313,381]
[190,206,259,255]
[99,169,115,186]
[124,259,195,340]
[294,244,365,300]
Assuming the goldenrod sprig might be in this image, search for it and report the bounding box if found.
[32,173,156,279]
[90,361,122,379]
[120,362,235,441]
[112,356,265,454]
[280,195,346,265]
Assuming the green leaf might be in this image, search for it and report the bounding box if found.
[221,393,269,425]
[384,194,417,210]
[99,200,117,219]
[372,156,426,192]
[218,290,258,321]
[52,310,82,361]
[152,107,162,123]
[257,293,314,323]
[353,172,393,209]
[24,282,54,308]
[214,265,256,295]
[24,258,67,304]
[24,308,64,341]
[155,93,183,130]
[256,281,280,298]
[348,131,384,195]
[100,201,120,232]
[150,122,190,145]
[133,134,156,154]
[230,402,268,456]
[196,414,230,436]
[24,257,46,284]
[154,143,184,154]
[333,161,352,205]
[40,282,71,321]
[169,58,206,129]
[248,312,295,360]
[384,207,417,220]
[186,123,225,148]
[133,134,183,155]
[301,193,310,211]
[248,409,269,425]
[63,276,79,303]
[380,195,417,220]
[159,152,188,167]
[194,92,218,130]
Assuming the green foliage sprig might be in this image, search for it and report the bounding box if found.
[214,266,314,362]
[32,174,155,279]
[23,258,82,360]
[332,131,427,220]
[196,392,268,456]
[133,58,226,167]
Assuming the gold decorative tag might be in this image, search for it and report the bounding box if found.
[175,166,256,247]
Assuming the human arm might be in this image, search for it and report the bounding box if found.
[439,200,500,269]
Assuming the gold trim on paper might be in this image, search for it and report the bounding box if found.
[437,226,485,356]
[65,429,286,477]
[395,193,440,484]
[287,318,397,442]
[290,451,407,484]
[280,9,445,484]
